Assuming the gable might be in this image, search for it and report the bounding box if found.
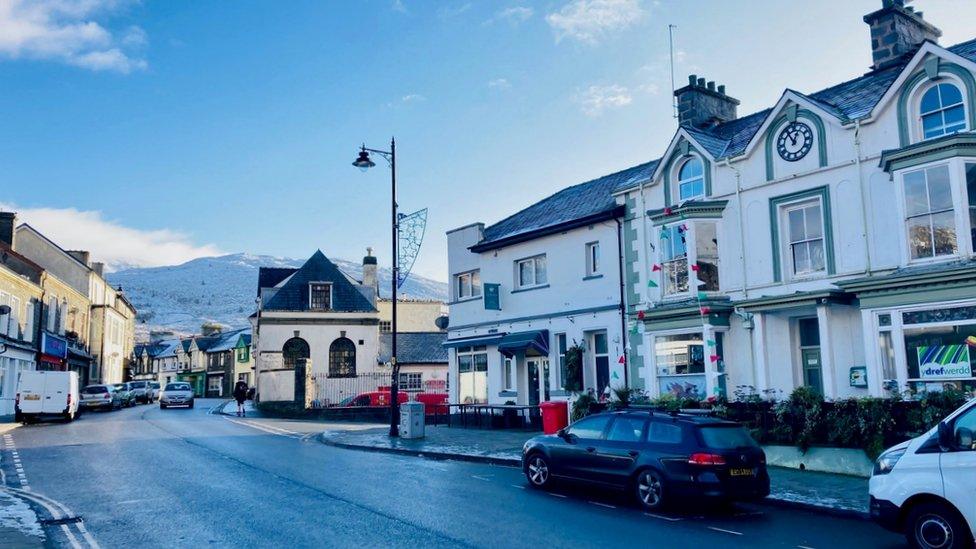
[263,250,376,312]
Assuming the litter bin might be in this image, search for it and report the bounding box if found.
[399,401,425,439]
[540,401,569,435]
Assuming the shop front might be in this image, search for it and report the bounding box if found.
[0,341,36,416]
[39,332,68,371]
[178,372,206,397]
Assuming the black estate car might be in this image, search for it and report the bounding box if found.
[521,410,770,510]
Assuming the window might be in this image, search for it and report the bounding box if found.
[457,345,488,404]
[585,242,600,276]
[607,417,647,442]
[785,201,825,276]
[208,376,223,395]
[555,334,568,390]
[566,415,610,440]
[968,163,976,251]
[455,270,482,300]
[647,422,683,444]
[399,372,423,391]
[694,222,719,291]
[904,165,956,260]
[309,283,332,310]
[661,225,688,295]
[503,357,513,390]
[328,338,357,377]
[379,321,392,333]
[919,83,966,140]
[677,157,705,201]
[953,405,976,451]
[515,255,547,289]
[282,337,310,369]
[655,333,705,376]
[593,331,610,396]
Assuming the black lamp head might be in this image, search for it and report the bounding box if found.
[352,147,375,171]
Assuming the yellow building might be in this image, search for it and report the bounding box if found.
[0,230,44,416]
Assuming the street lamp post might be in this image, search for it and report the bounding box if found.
[352,138,401,437]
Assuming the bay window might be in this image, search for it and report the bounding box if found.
[968,163,976,250]
[903,164,957,260]
[661,226,688,295]
[659,221,720,296]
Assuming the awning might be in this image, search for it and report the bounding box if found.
[498,330,549,358]
[442,333,504,349]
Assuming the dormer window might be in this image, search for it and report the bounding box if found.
[677,157,705,202]
[920,82,966,140]
[309,282,332,310]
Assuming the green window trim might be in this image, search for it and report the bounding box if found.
[764,107,828,181]
[662,140,712,207]
[897,61,976,147]
[768,186,835,283]
[879,133,976,173]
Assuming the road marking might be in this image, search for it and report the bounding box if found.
[223,417,301,438]
[644,512,682,522]
[797,546,816,549]
[547,492,567,498]
[471,475,491,481]
[588,501,616,509]
[510,484,525,489]
[707,526,744,536]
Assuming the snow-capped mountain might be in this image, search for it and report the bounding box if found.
[108,253,447,338]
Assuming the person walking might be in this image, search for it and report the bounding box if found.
[233,380,249,417]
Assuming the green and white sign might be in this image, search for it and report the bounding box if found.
[917,344,973,380]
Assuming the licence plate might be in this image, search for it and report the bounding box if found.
[24,394,41,401]
[730,468,754,477]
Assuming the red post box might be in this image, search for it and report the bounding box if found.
[540,401,569,435]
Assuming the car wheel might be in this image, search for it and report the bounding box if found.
[160,403,167,409]
[905,501,973,549]
[524,453,551,489]
[188,401,195,409]
[634,469,666,510]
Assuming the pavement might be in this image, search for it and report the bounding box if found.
[0,398,900,548]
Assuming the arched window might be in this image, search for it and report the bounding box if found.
[920,83,966,140]
[328,338,356,378]
[282,337,310,369]
[677,157,705,201]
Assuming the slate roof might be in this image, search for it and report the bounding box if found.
[206,329,250,353]
[470,160,658,252]
[378,332,448,365]
[263,250,376,313]
[153,339,181,358]
[257,267,296,296]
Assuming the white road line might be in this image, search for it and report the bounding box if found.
[547,493,567,498]
[223,417,301,438]
[8,488,99,549]
[588,501,616,509]
[797,546,816,549]
[510,484,525,489]
[707,526,744,536]
[644,513,682,522]
[471,475,491,481]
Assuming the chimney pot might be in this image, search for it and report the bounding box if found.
[687,74,697,86]
[674,75,739,129]
[717,84,726,94]
[706,81,716,91]
[696,77,706,87]
[864,0,941,70]
[0,212,16,250]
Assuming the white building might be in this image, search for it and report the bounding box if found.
[444,171,633,406]
[613,1,976,400]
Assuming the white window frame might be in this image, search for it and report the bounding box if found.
[515,255,547,289]
[914,78,969,143]
[454,270,482,301]
[308,282,333,311]
[675,156,706,203]
[658,221,721,297]
[585,241,601,276]
[503,357,514,390]
[898,161,964,264]
[399,372,423,391]
[779,198,827,280]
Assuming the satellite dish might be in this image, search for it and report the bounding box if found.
[434,316,449,330]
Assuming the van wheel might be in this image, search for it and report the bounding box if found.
[634,469,667,510]
[63,411,74,423]
[905,501,973,549]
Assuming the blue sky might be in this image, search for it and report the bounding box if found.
[3,0,976,281]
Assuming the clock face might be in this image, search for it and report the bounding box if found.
[776,121,814,162]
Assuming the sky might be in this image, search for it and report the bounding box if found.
[3,0,976,280]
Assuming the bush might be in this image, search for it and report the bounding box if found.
[571,392,597,422]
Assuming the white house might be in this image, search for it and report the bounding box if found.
[613,0,976,400]
[444,170,635,406]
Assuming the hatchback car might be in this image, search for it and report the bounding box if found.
[112,383,136,407]
[80,384,122,411]
[127,381,151,404]
[159,382,195,409]
[148,382,161,403]
[522,410,770,510]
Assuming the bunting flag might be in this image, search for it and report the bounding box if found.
[700,306,711,315]
[678,223,688,233]
[706,339,716,347]
[648,279,658,288]
[660,229,670,239]
[618,355,626,364]
[663,207,673,216]
[637,310,646,320]
[693,277,707,288]
[709,355,720,363]
[697,291,708,300]
[690,264,700,272]
[652,264,662,272]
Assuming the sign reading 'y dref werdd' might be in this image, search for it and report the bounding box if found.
[917,344,973,379]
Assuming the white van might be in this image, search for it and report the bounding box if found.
[870,397,976,549]
[15,370,80,423]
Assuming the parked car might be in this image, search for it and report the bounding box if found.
[148,382,161,403]
[414,392,449,416]
[16,371,80,423]
[81,384,122,411]
[338,391,409,408]
[127,381,151,404]
[869,397,975,549]
[159,382,195,409]
[521,410,769,510]
[112,383,135,407]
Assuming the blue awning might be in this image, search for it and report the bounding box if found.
[442,333,504,349]
[498,330,549,358]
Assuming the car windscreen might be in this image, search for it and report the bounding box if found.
[130,382,147,388]
[113,384,125,390]
[165,384,191,391]
[698,425,759,449]
[83,386,109,394]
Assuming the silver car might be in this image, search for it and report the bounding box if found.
[159,382,194,409]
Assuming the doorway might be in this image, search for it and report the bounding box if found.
[798,318,823,394]
[526,357,550,405]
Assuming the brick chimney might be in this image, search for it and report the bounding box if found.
[0,212,16,249]
[68,250,91,266]
[674,75,739,129]
[864,0,941,70]
[91,262,105,277]
[362,247,378,302]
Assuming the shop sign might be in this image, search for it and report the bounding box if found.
[849,366,868,387]
[483,283,500,311]
[424,379,447,390]
[41,332,68,359]
[917,345,973,379]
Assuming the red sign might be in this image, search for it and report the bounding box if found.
[424,379,446,390]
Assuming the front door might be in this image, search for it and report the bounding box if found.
[527,358,550,405]
[801,348,823,394]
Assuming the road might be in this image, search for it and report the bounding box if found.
[1,399,904,548]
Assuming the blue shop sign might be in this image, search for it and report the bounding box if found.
[42,333,68,359]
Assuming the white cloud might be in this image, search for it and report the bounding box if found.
[546,0,643,44]
[574,84,632,116]
[486,6,533,26]
[488,78,511,90]
[1,204,223,271]
[437,3,471,19]
[0,0,147,73]
[401,93,426,103]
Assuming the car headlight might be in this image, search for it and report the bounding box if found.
[873,448,906,475]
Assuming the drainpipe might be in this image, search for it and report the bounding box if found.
[854,119,873,275]
[723,159,749,299]
[637,177,649,307]
[615,218,629,389]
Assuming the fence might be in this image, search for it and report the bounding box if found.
[308,372,447,409]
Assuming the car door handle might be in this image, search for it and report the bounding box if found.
[586,447,596,453]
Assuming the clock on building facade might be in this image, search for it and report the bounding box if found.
[776,121,814,162]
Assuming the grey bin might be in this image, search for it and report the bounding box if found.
[399,401,425,439]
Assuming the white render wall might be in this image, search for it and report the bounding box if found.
[255,312,380,379]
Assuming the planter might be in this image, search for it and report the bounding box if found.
[762,445,874,478]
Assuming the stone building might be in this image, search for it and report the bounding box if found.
[0,219,42,416]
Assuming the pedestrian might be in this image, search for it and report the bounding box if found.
[233,380,249,417]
